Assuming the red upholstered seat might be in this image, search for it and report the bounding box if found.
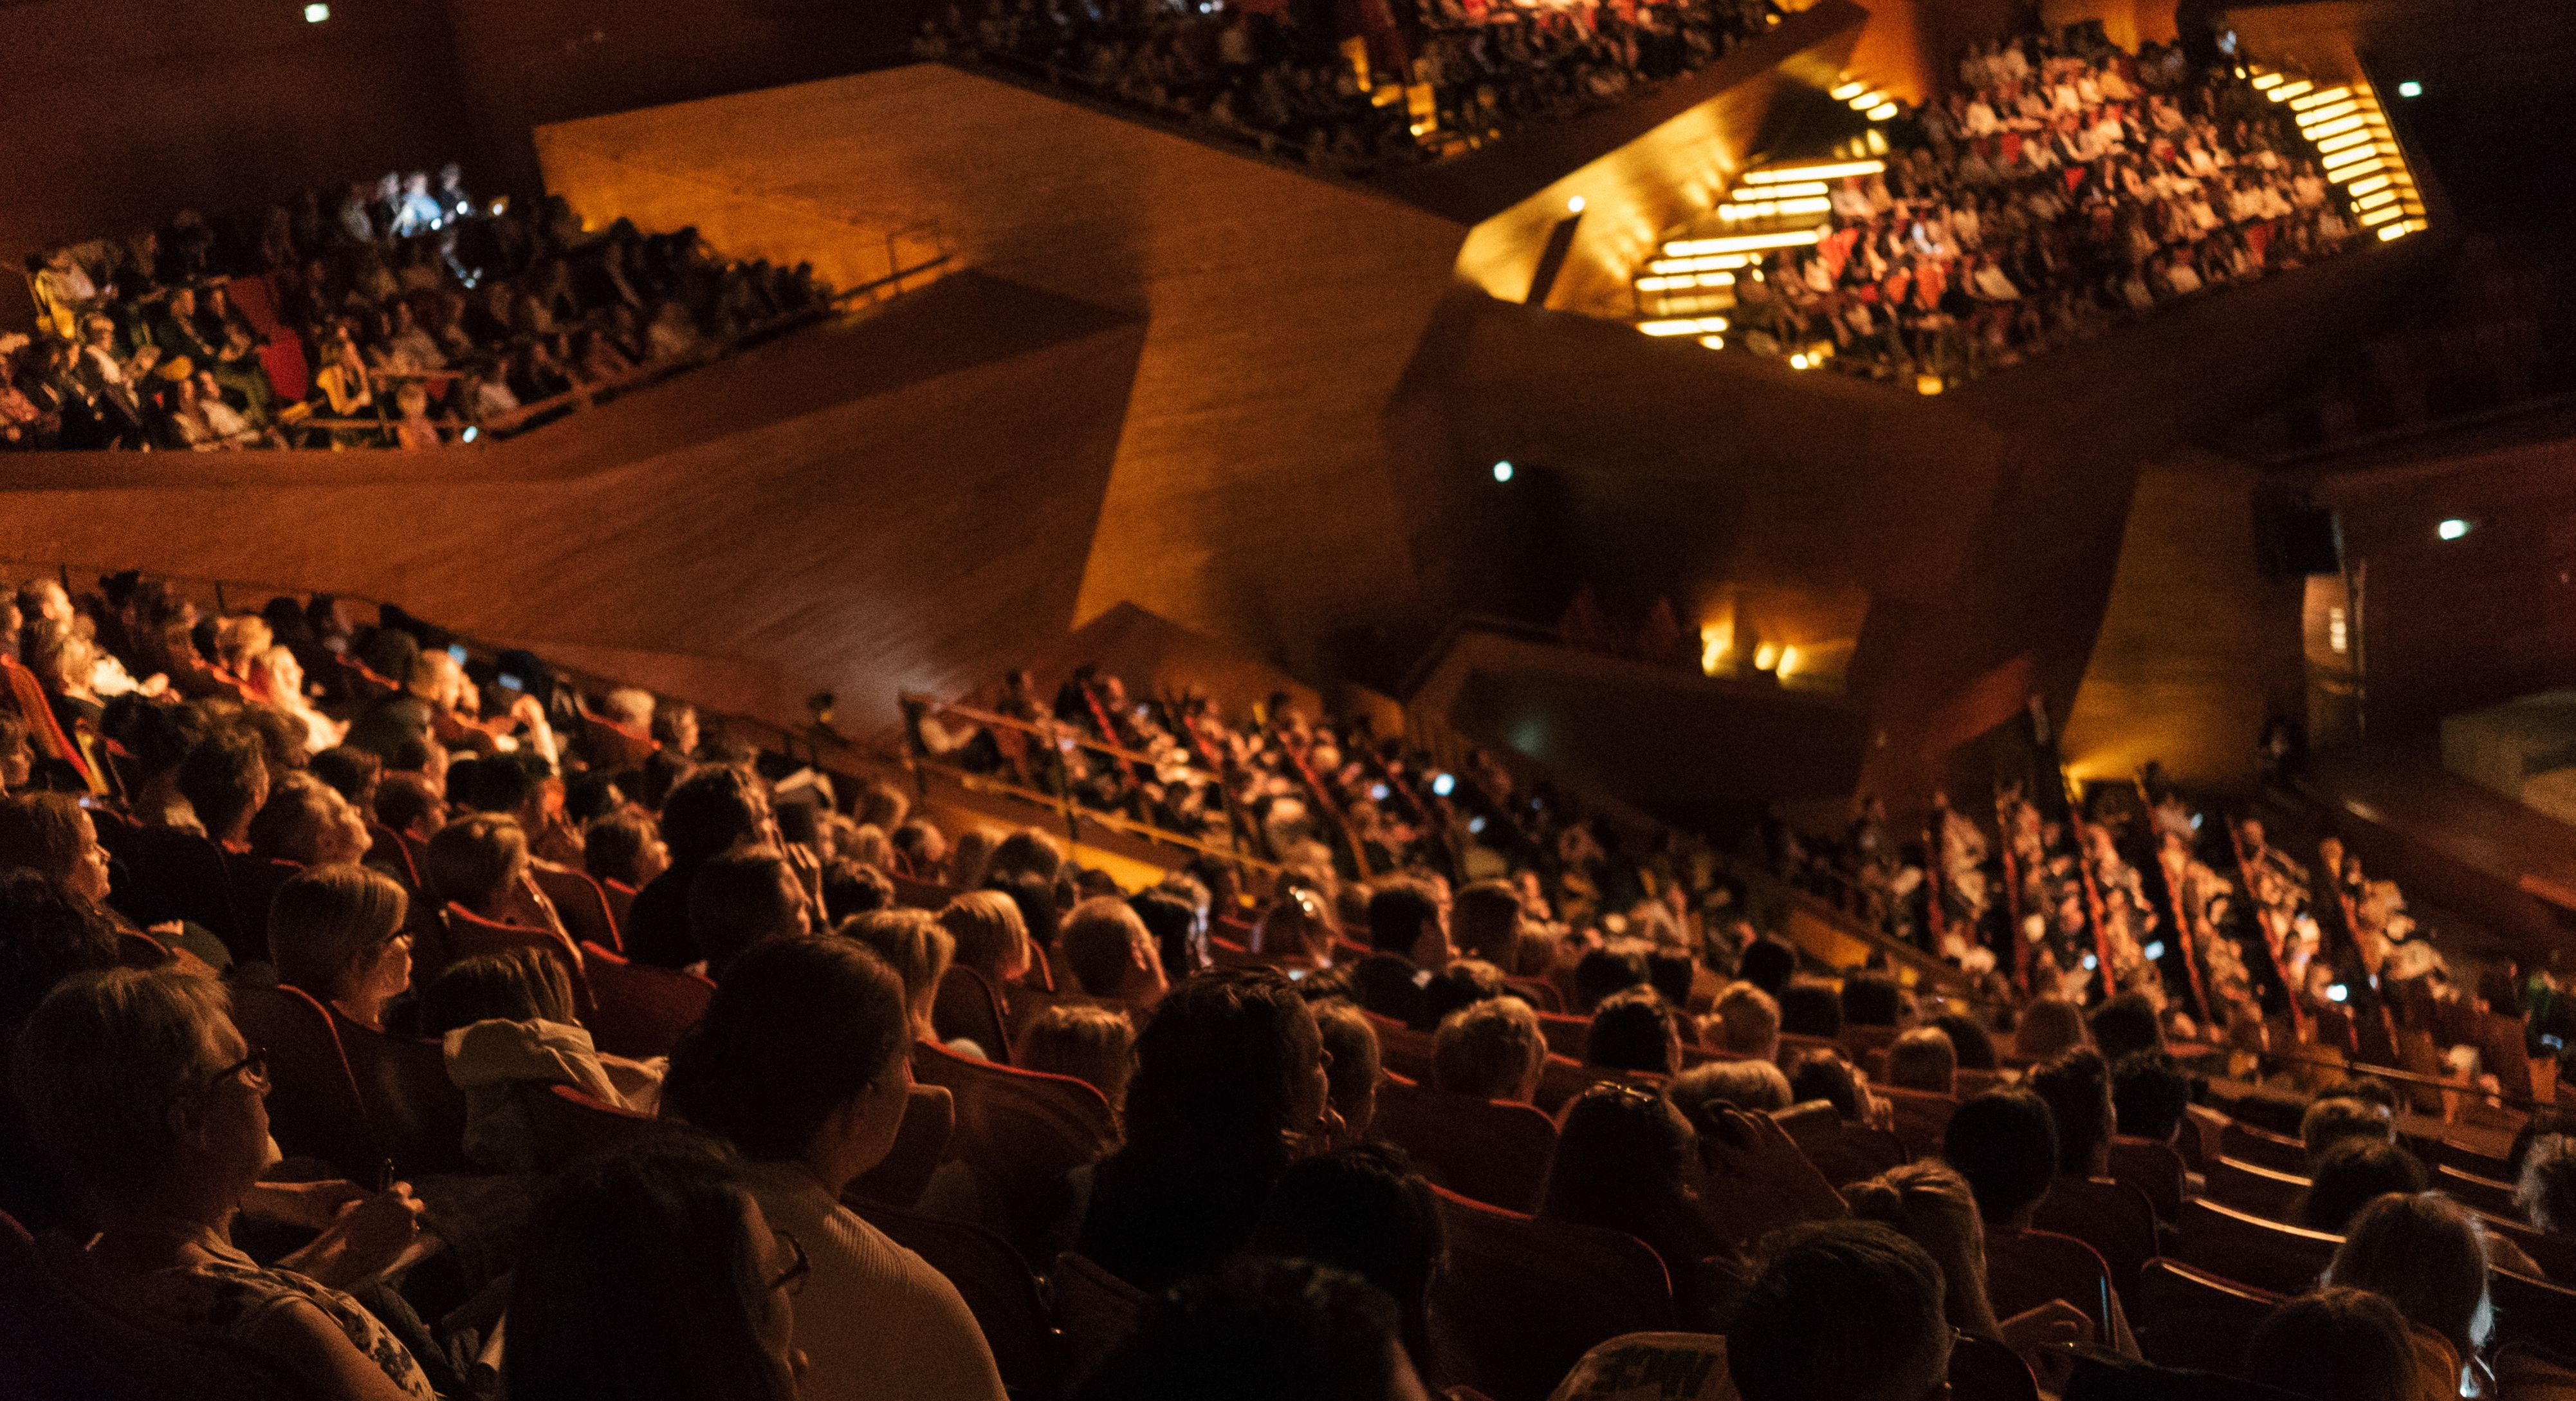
[1371,1077,1557,1213]
[1427,1185,1677,1401]
[933,965,1015,1064]
[1534,1055,1642,1117]
[2205,1155,2309,1224]
[575,712,659,771]
[1984,1227,2118,1346]
[2129,1257,2283,1374]
[1,655,104,795]
[1878,1084,1961,1158]
[1051,1250,1150,1393]
[1361,1008,1437,1084]
[1947,1331,2041,1401]
[1772,1032,1842,1071]
[324,1000,474,1178]
[2031,1174,2161,1304]
[2434,1162,2519,1218]
[1,1209,302,1401]
[2217,1118,2306,1174]
[851,1198,1060,1401]
[225,981,377,1180]
[2172,1198,2339,1296]
[910,1039,1119,1218]
[530,864,622,956]
[2492,1268,2576,1355]
[519,1082,663,1171]
[2107,1135,2188,1223]
[1535,1011,1588,1059]
[893,875,964,911]
[441,902,594,1020]
[848,1084,956,1211]
[1771,1100,1908,1187]
[601,878,638,937]
[1501,976,1563,1012]
[579,940,714,1059]
[363,822,423,888]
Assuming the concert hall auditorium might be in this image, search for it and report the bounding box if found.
[6,0,2576,1396]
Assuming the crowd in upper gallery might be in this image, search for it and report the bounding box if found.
[1727,29,2367,382]
[3,168,834,453]
[8,568,2576,1400]
[914,0,1786,173]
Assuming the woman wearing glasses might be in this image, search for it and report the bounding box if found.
[11,967,432,1400]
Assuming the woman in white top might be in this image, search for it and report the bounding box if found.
[663,935,1008,1401]
[243,645,347,752]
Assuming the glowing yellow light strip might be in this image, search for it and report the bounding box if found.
[1648,254,1751,273]
[2344,174,2393,196]
[1744,160,1883,183]
[2378,222,2413,241]
[2296,100,2361,127]
[2290,86,2353,110]
[2354,189,2397,210]
[1829,81,1868,100]
[1697,335,1725,349]
[2269,80,2314,102]
[2305,115,2368,140]
[1868,102,1900,121]
[2322,145,2383,172]
[1735,181,1828,199]
[2315,130,2377,155]
[1638,317,1729,336]
[2359,203,2405,226]
[2252,73,2284,89]
[1663,228,1825,255]
[1847,91,1888,111]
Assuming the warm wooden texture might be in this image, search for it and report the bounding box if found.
[535,64,1473,683]
[0,270,1142,735]
[2060,449,2306,788]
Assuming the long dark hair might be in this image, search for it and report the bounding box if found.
[662,934,908,1162]
[1078,969,1311,1292]
[504,1142,794,1401]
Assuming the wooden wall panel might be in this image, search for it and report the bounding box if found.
[2059,449,2305,788]
[535,66,1473,682]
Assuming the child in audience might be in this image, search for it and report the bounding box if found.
[1015,1003,1137,1117]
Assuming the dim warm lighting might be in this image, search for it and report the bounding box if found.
[1698,335,1725,349]
[2290,86,2354,111]
[2438,517,2474,541]
[1567,196,1586,214]
[1915,374,1944,396]
[1736,181,1828,200]
[1743,160,1883,184]
[1788,354,1809,369]
[1492,461,1514,482]
[1753,642,1780,671]
[1848,91,1888,111]
[1830,81,1868,100]
[2329,606,2348,653]
[1639,317,1728,337]
[1662,229,1824,256]
[1777,645,1802,676]
[1699,617,1734,674]
[304,2,329,19]
[1868,102,1900,122]
[2378,221,2414,240]
[2269,80,2314,102]
[2252,73,2284,91]
[2398,80,2423,98]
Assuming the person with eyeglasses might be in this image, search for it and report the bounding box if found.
[12,966,434,1400]
[507,1140,811,1401]
[663,934,1007,1401]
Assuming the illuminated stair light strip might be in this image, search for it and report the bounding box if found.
[1663,228,1825,255]
[2290,86,2354,110]
[1637,317,1729,337]
[2269,80,2314,102]
[1734,181,1828,199]
[1743,160,1883,183]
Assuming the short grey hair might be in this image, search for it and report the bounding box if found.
[12,967,233,1205]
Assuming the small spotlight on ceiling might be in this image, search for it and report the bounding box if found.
[1566,195,1586,214]
[1491,460,1514,483]
[2438,517,2474,541]
[303,2,330,21]
[1368,783,1390,803]
[1430,772,1455,797]
[2397,80,2422,98]
[2143,942,2166,962]
[460,425,478,443]
[2328,983,2351,1003]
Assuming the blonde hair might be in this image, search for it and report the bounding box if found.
[214,615,273,678]
[426,812,529,911]
[937,890,1027,984]
[842,907,952,1032]
[1014,1004,1135,1113]
[10,966,233,1204]
[1710,983,1780,1054]
[1433,996,1544,1100]
[1846,1160,2000,1338]
[408,648,464,707]
[268,864,409,1001]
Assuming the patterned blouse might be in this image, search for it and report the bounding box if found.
[113,1232,439,1400]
